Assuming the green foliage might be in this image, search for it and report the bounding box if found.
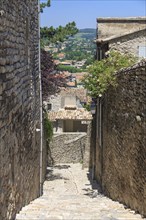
[40,0,51,13]
[56,64,84,73]
[41,22,78,45]
[61,33,96,67]
[83,103,90,111]
[82,50,137,98]
[85,57,95,66]
[44,111,53,142]
[65,50,88,61]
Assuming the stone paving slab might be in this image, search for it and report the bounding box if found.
[15,163,145,220]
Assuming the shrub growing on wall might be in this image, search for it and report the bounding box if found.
[43,110,53,142]
[82,50,137,97]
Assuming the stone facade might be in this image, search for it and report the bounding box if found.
[44,88,88,112]
[96,17,146,59]
[0,1,46,219]
[94,60,146,216]
[107,29,146,57]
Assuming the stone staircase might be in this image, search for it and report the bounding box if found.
[16,164,145,220]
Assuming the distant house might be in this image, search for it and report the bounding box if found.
[60,60,72,66]
[57,53,65,59]
[74,60,86,68]
[66,81,76,88]
[46,88,92,133]
[96,17,146,60]
[44,45,58,53]
[73,72,86,88]
[54,60,61,65]
[48,95,92,133]
[45,88,88,111]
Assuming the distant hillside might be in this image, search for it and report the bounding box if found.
[74,28,96,40]
[79,28,96,34]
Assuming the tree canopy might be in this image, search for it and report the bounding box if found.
[41,50,67,99]
[40,2,78,99]
[41,22,78,45]
[40,0,50,13]
[56,64,84,73]
[40,22,79,99]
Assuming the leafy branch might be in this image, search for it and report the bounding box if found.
[41,22,78,45]
[82,50,137,98]
[40,0,51,13]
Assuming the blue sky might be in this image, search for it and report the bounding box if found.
[40,0,146,29]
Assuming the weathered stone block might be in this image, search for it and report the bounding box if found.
[48,133,87,165]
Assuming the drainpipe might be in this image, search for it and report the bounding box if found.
[99,97,102,147]
[99,95,103,185]
[38,0,43,196]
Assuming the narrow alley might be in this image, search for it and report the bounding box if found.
[16,164,144,220]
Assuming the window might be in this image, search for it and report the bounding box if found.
[47,104,52,111]
[138,46,146,58]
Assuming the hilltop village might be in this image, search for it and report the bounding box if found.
[43,28,96,88]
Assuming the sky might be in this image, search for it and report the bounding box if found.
[40,0,146,29]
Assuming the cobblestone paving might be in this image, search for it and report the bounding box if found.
[16,163,145,220]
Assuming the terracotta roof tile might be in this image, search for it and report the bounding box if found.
[48,108,92,121]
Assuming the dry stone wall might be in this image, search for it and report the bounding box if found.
[48,133,87,165]
[95,60,146,216]
[0,1,46,219]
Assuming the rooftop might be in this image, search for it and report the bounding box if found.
[97,17,146,22]
[48,108,92,121]
[66,81,76,87]
[96,27,146,44]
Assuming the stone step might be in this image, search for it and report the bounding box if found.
[16,208,143,220]
[16,213,142,220]
[15,164,145,220]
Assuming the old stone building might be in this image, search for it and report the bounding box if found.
[0,1,46,219]
[45,88,91,133]
[48,96,92,133]
[96,17,146,59]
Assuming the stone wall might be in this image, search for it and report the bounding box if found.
[0,1,46,219]
[48,133,87,164]
[95,60,146,216]
[97,17,146,38]
[109,29,146,57]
